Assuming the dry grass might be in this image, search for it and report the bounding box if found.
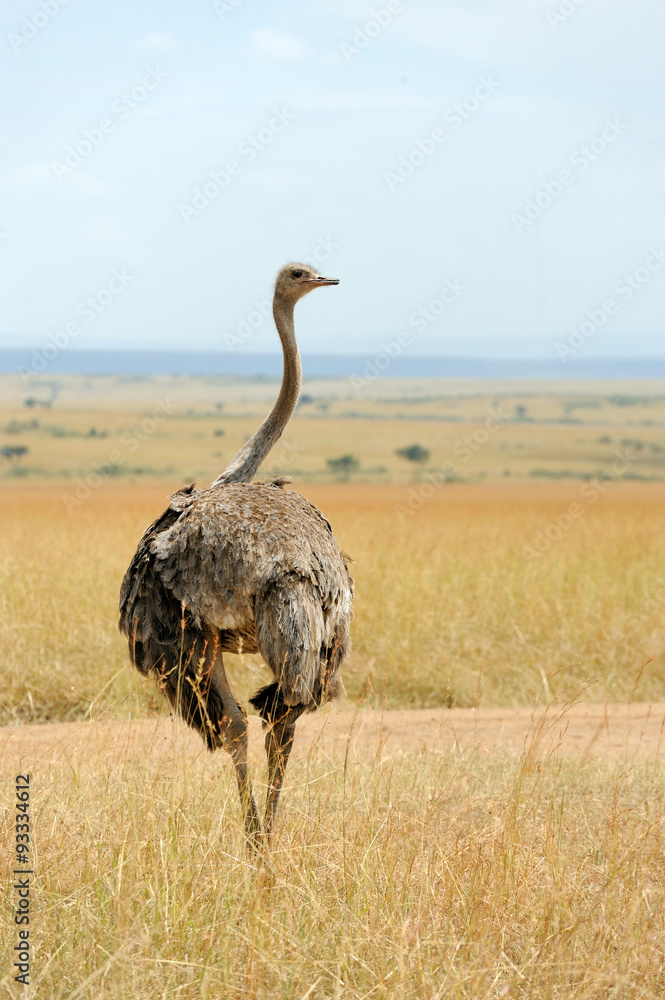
[2,375,665,485]
[2,703,664,998]
[3,380,665,997]
[1,481,665,725]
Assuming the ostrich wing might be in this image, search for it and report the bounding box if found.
[121,482,352,641]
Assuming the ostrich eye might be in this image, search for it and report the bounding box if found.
[291,269,304,278]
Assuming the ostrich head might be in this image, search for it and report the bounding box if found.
[274,263,339,305]
[212,260,340,486]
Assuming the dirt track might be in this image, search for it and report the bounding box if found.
[3,703,665,771]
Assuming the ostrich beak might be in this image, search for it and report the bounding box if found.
[307,275,339,286]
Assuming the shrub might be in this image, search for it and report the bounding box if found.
[395,444,430,464]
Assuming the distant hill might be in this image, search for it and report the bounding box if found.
[3,349,665,380]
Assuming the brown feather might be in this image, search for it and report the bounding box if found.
[119,482,353,732]
[118,261,350,848]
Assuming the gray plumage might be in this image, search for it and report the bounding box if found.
[119,263,352,845]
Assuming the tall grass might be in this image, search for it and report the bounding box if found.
[1,703,664,998]
[1,482,665,724]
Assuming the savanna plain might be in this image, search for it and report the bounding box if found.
[2,374,665,998]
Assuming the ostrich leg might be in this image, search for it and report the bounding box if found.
[264,701,304,837]
[210,649,263,848]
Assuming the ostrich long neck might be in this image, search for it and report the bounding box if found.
[212,295,300,486]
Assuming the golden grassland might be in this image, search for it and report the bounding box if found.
[2,378,665,997]
[2,374,665,485]
[2,710,665,998]
[2,480,665,727]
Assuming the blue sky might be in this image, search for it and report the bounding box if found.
[2,0,664,359]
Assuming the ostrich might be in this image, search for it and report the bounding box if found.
[119,263,353,846]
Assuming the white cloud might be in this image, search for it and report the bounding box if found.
[248,28,311,61]
[0,163,123,198]
[390,0,551,68]
[66,172,126,198]
[386,0,665,94]
[2,163,51,192]
[130,32,179,53]
[140,97,199,118]
[62,215,134,251]
[0,163,121,199]
[3,0,663,353]
[246,170,312,189]
[287,89,437,114]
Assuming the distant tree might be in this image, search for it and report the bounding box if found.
[515,404,528,421]
[327,454,359,478]
[213,428,225,437]
[1,446,28,460]
[621,437,644,450]
[24,397,52,409]
[298,394,313,406]
[24,383,57,410]
[4,420,38,433]
[395,444,430,464]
